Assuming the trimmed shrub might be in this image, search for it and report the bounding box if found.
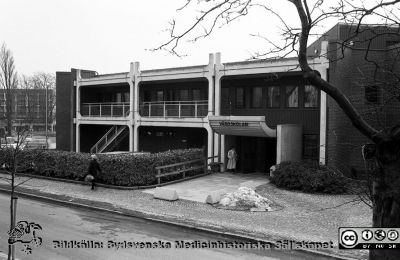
[270,161,347,194]
[5,148,203,186]
[0,148,14,170]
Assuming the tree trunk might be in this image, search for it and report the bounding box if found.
[370,140,400,259]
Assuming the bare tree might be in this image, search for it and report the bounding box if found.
[0,43,18,137]
[155,1,400,259]
[0,126,31,260]
[31,72,56,130]
[19,75,37,127]
[19,73,56,133]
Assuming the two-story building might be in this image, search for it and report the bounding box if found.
[56,23,400,175]
[56,43,328,173]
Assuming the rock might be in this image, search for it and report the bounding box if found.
[205,189,226,204]
[153,187,179,201]
[219,197,230,206]
[219,186,273,210]
[220,196,237,207]
[239,181,259,191]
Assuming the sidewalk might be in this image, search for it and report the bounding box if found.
[0,173,370,260]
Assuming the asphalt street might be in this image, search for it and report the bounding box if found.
[0,193,336,260]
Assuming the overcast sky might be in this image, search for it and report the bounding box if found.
[0,0,338,76]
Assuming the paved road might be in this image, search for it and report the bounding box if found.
[0,194,335,260]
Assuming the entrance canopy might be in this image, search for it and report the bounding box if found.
[209,116,276,137]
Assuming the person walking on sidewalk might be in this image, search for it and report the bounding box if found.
[227,147,238,173]
[86,154,102,190]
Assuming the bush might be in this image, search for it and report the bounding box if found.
[270,161,347,194]
[0,148,14,169]
[4,148,203,186]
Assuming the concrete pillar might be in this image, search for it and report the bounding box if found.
[220,134,226,172]
[318,42,329,165]
[214,53,222,169]
[75,70,81,153]
[128,124,133,152]
[276,124,302,164]
[213,133,219,162]
[75,123,80,152]
[130,62,140,121]
[214,52,222,116]
[206,126,214,162]
[207,53,215,116]
[319,78,327,165]
[133,124,139,152]
[75,70,81,118]
[129,63,134,120]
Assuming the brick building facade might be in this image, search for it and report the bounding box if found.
[308,24,400,176]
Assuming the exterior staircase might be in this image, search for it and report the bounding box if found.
[90,125,128,154]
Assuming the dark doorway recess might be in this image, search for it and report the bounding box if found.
[235,136,276,173]
[139,126,207,153]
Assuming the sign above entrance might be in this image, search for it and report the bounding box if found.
[219,121,249,127]
[209,116,276,137]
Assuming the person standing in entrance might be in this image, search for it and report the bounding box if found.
[227,147,238,172]
[86,154,102,190]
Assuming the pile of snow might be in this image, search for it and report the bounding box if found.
[219,187,273,211]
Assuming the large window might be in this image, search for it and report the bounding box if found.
[180,89,189,101]
[221,88,231,111]
[251,87,263,108]
[285,86,298,107]
[115,93,122,102]
[304,85,318,108]
[166,90,179,101]
[156,90,164,101]
[143,90,151,102]
[193,89,201,100]
[236,87,245,108]
[124,92,130,102]
[267,86,280,108]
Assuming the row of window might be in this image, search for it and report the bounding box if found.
[144,89,208,102]
[232,85,319,109]
[92,85,381,105]
[95,92,130,103]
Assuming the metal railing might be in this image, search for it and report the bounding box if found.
[81,102,130,117]
[90,125,127,154]
[139,100,208,118]
[155,156,219,185]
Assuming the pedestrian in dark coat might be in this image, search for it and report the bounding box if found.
[87,154,101,190]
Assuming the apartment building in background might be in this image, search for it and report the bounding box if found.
[0,88,55,136]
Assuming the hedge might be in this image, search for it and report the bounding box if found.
[0,148,203,186]
[270,160,348,194]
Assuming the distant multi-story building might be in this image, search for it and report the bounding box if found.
[0,88,55,135]
[56,23,400,176]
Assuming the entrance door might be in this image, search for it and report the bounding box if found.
[236,136,276,173]
[238,136,257,173]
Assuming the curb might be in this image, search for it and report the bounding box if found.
[0,187,359,260]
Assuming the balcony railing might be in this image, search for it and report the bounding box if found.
[140,100,208,118]
[81,102,130,117]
